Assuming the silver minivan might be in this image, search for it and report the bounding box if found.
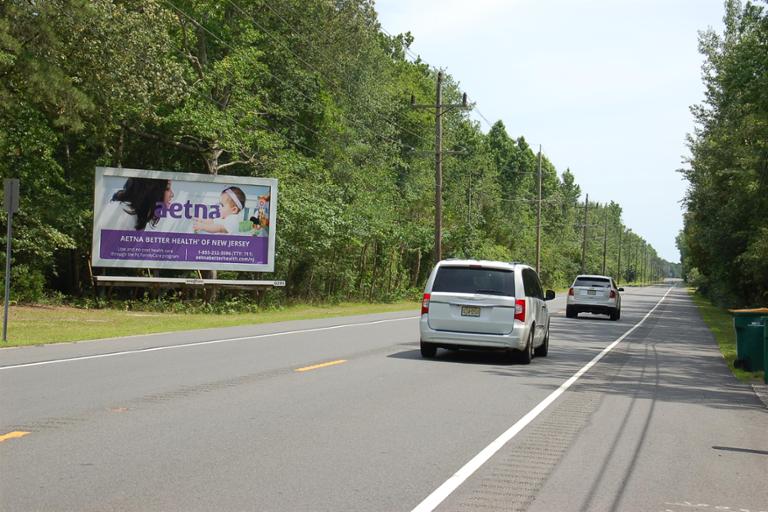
[419,260,555,363]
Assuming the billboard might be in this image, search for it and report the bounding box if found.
[92,167,277,272]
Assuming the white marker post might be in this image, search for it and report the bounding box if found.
[3,178,19,342]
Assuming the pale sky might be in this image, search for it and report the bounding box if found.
[375,0,726,263]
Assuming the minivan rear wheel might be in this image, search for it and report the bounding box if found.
[517,331,534,364]
[420,341,437,358]
[534,323,549,357]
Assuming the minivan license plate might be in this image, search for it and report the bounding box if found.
[461,305,481,317]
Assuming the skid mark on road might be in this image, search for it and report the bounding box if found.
[5,416,87,434]
[711,446,768,456]
[412,287,674,512]
[439,390,602,512]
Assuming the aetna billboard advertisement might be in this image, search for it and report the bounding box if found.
[92,167,277,272]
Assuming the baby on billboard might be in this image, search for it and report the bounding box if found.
[193,186,246,235]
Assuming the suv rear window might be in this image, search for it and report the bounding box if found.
[574,277,611,288]
[432,267,515,296]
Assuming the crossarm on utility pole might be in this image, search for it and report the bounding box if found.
[409,72,471,265]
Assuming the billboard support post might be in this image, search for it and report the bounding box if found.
[3,178,19,342]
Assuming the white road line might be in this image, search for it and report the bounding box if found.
[0,316,419,371]
[411,286,675,512]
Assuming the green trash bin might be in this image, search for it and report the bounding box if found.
[730,308,768,372]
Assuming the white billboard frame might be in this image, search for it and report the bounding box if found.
[92,167,278,272]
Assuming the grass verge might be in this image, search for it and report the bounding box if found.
[0,301,420,347]
[688,289,765,383]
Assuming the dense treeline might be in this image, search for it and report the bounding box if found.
[680,0,768,307]
[0,0,673,304]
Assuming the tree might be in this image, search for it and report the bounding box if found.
[681,0,768,306]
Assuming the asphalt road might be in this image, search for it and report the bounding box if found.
[1,284,766,512]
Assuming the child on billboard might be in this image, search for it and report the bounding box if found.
[249,193,270,237]
[193,186,246,235]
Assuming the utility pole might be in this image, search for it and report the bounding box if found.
[3,179,19,342]
[467,170,472,227]
[536,146,542,274]
[581,194,589,274]
[434,72,443,264]
[411,71,468,264]
[626,230,632,283]
[616,227,623,285]
[602,208,608,275]
[643,244,648,285]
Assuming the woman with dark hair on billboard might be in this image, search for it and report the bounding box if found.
[106,177,174,230]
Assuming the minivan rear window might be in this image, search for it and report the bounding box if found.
[432,267,515,296]
[574,277,611,288]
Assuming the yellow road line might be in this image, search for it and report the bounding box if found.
[0,431,30,443]
[294,359,347,372]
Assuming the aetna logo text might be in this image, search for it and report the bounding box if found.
[154,201,221,219]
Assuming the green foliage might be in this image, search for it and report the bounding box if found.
[0,0,674,305]
[681,0,768,307]
[0,264,46,303]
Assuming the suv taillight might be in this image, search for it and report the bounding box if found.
[568,287,574,296]
[514,299,526,322]
[610,290,616,299]
[421,293,431,315]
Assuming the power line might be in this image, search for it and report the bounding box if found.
[378,25,420,62]
[497,197,564,204]
[162,44,324,158]
[238,0,485,161]
[471,104,495,130]
[145,40,325,162]
[465,96,551,152]
[224,0,436,149]
[498,170,553,175]
[162,0,420,154]
[178,81,322,158]
[163,1,479,178]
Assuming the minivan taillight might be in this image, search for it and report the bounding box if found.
[568,287,574,296]
[421,293,431,315]
[514,299,526,322]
